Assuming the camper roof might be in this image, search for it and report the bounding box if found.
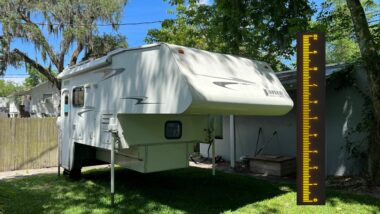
[58,43,293,115]
[58,43,162,79]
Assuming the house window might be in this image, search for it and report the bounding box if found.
[72,87,84,107]
[43,94,52,103]
[165,121,182,139]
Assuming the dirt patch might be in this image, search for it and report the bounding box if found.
[0,165,108,180]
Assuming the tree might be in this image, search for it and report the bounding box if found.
[326,38,361,63]
[146,0,314,71]
[0,0,127,89]
[345,0,380,182]
[0,80,24,97]
[81,34,128,61]
[23,66,49,89]
[317,0,378,63]
[22,34,127,89]
[146,3,212,50]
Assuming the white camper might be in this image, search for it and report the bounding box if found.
[57,43,293,200]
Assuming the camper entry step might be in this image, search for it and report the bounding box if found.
[247,155,296,176]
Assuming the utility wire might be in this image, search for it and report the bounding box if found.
[1,74,29,76]
[0,20,165,27]
[98,20,164,26]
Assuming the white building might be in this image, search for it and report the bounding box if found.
[201,64,369,176]
[28,81,60,117]
[7,81,60,118]
[0,97,9,117]
[7,90,28,118]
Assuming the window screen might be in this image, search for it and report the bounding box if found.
[165,121,182,139]
[72,87,84,107]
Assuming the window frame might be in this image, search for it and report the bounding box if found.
[72,86,85,107]
[63,94,69,116]
[165,121,182,139]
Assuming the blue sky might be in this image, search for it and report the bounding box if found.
[0,0,377,83]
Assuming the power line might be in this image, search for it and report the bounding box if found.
[1,74,28,77]
[0,20,165,27]
[99,20,164,26]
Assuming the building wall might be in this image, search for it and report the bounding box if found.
[29,82,60,117]
[0,97,8,108]
[201,84,368,176]
[0,97,8,117]
[8,97,19,117]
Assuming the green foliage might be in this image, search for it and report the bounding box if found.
[82,34,128,61]
[23,66,49,89]
[317,0,379,63]
[0,0,128,87]
[327,38,361,63]
[146,3,211,50]
[0,79,24,97]
[146,0,314,71]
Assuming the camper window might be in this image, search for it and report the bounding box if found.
[73,87,84,107]
[64,95,69,116]
[165,121,182,139]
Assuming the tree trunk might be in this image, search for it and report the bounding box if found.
[346,0,380,182]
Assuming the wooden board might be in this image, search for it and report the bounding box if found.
[248,155,296,176]
[0,118,58,172]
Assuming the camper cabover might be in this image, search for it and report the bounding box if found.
[57,43,293,180]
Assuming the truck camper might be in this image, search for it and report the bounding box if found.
[57,43,293,203]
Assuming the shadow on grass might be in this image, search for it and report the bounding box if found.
[88,167,287,213]
[0,167,286,213]
[274,182,380,213]
[0,167,380,213]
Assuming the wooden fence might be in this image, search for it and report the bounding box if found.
[0,117,58,172]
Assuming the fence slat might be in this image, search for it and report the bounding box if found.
[0,117,58,172]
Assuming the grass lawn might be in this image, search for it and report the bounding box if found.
[0,167,379,214]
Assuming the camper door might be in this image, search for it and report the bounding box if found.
[60,90,71,169]
[71,86,85,142]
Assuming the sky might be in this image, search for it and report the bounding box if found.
[0,0,377,84]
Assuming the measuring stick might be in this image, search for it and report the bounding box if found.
[297,33,326,205]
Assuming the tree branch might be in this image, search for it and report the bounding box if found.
[17,9,61,71]
[81,48,93,62]
[59,34,73,69]
[69,42,84,66]
[12,49,61,89]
